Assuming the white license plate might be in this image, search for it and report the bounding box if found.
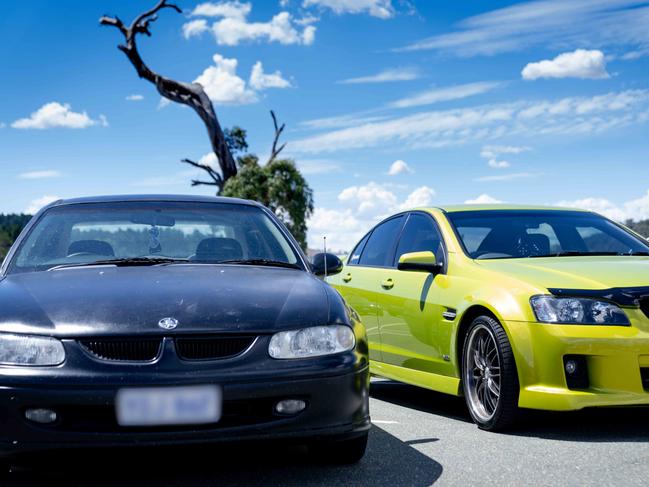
[116,385,221,427]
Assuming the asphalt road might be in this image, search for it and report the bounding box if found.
[5,378,649,487]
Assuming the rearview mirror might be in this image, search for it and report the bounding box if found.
[312,253,344,277]
[397,251,441,273]
[130,213,176,227]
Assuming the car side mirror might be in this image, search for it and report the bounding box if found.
[312,253,344,277]
[397,251,442,273]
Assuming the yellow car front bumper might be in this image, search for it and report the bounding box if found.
[507,315,649,411]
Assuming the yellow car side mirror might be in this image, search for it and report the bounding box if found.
[397,251,442,273]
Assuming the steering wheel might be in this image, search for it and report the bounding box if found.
[66,252,97,258]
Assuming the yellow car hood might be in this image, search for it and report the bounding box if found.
[476,256,649,290]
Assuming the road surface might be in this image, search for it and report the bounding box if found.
[6,378,649,486]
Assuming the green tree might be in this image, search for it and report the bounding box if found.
[220,113,314,249]
[222,155,314,249]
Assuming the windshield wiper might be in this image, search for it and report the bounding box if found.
[618,251,649,256]
[48,257,189,270]
[216,259,302,269]
[529,251,620,258]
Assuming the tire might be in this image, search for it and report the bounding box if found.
[309,432,368,464]
[461,314,520,431]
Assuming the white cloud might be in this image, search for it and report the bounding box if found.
[198,152,219,168]
[480,144,530,169]
[621,48,649,60]
[388,81,501,109]
[291,90,649,153]
[25,195,60,214]
[399,0,649,57]
[339,67,419,84]
[487,159,510,169]
[183,19,210,39]
[191,1,251,19]
[300,113,389,130]
[522,49,609,80]
[309,182,436,250]
[296,159,342,174]
[398,186,435,210]
[557,191,649,222]
[388,159,413,175]
[465,194,504,204]
[338,182,398,217]
[0,122,5,129]
[480,145,530,159]
[19,170,61,180]
[12,102,105,130]
[302,0,394,18]
[194,54,257,104]
[194,55,291,105]
[125,94,144,101]
[187,2,315,46]
[249,61,292,90]
[475,172,541,182]
[308,207,364,251]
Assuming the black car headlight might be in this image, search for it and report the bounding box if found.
[0,333,66,366]
[268,325,355,359]
[530,295,630,325]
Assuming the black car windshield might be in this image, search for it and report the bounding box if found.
[447,210,649,260]
[8,201,302,273]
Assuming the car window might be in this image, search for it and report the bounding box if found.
[526,223,561,253]
[448,210,649,259]
[348,232,370,265]
[395,213,444,265]
[358,216,405,267]
[10,202,301,273]
[576,226,633,253]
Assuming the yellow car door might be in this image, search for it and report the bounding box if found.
[375,212,451,376]
[332,215,406,362]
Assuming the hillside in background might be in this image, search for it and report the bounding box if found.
[2,214,649,261]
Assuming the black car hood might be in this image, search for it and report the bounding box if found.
[0,265,331,337]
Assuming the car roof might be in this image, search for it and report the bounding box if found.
[47,194,260,208]
[423,204,592,214]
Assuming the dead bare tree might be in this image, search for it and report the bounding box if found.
[100,0,237,192]
[268,110,287,164]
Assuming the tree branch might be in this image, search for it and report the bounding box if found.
[100,1,237,192]
[268,110,287,164]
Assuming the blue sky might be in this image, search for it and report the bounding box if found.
[0,0,648,250]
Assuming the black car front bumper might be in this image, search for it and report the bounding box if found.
[0,338,370,457]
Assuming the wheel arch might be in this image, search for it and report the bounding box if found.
[454,303,512,376]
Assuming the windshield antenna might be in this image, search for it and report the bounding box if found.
[323,236,328,278]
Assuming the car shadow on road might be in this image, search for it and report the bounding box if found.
[3,426,443,487]
[511,407,649,443]
[371,379,649,443]
[370,379,472,424]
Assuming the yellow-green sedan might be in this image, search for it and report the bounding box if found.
[327,205,649,431]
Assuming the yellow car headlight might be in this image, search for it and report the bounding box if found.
[530,295,630,325]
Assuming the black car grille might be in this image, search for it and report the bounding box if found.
[175,336,255,361]
[78,336,256,362]
[79,339,162,362]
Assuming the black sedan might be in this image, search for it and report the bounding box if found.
[0,195,369,465]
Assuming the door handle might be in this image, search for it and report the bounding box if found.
[381,278,394,290]
[342,273,352,283]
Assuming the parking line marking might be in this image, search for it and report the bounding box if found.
[372,420,399,424]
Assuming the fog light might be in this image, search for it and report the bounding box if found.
[25,408,57,424]
[275,399,306,415]
[565,360,578,375]
[563,355,589,389]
